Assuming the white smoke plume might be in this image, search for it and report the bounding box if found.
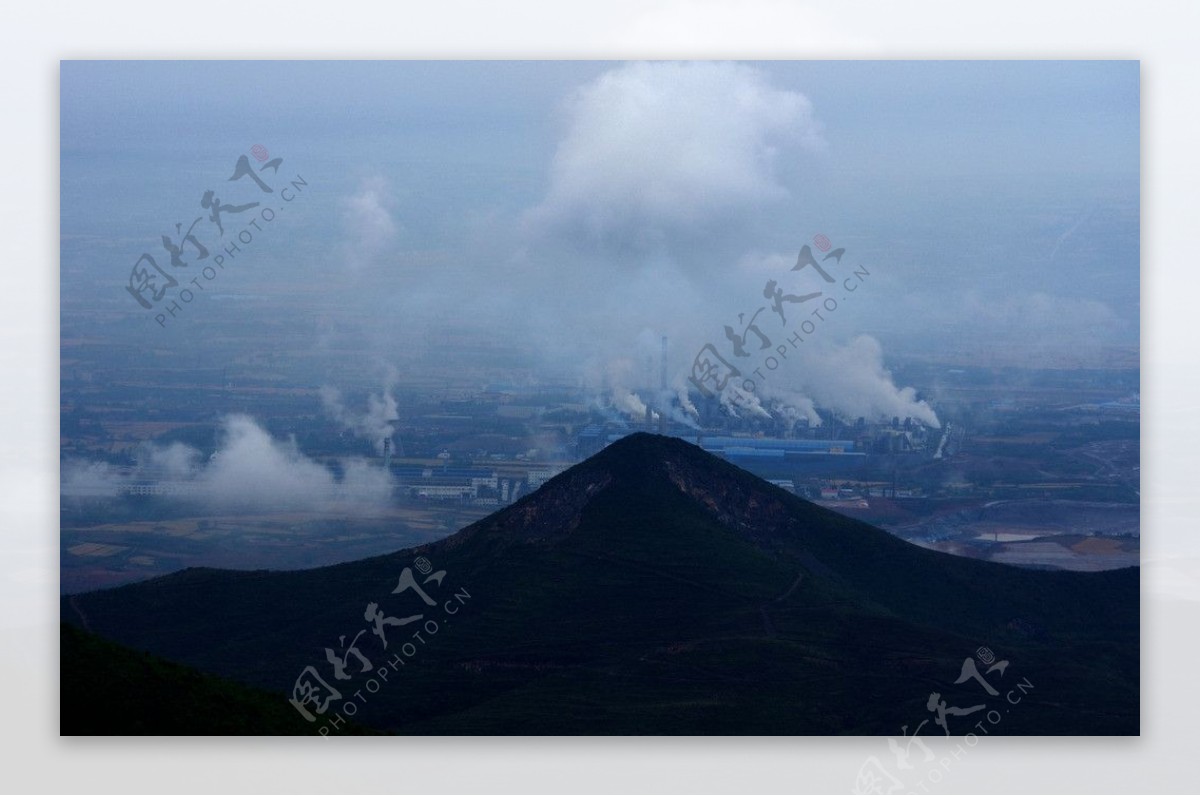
[62,415,393,513]
[613,388,651,422]
[581,357,653,424]
[758,335,940,428]
[720,384,772,420]
[320,366,400,454]
[637,385,697,430]
[673,373,700,419]
[768,395,822,429]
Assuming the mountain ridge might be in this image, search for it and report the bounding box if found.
[61,432,1138,734]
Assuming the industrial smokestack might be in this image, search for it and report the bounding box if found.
[382,437,392,470]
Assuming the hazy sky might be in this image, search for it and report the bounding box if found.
[61,60,1139,422]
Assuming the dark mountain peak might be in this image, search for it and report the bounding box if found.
[589,431,738,475]
[591,430,703,464]
[554,431,772,501]
[591,431,806,538]
[434,431,796,555]
[428,431,1138,642]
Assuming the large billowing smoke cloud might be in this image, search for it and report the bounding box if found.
[759,336,940,428]
[324,61,934,437]
[525,61,823,247]
[202,415,391,509]
[575,333,939,429]
[62,415,393,512]
[513,63,932,428]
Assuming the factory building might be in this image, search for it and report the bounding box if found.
[698,436,867,477]
[392,465,500,502]
[122,481,202,497]
[695,435,860,457]
[414,484,476,501]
